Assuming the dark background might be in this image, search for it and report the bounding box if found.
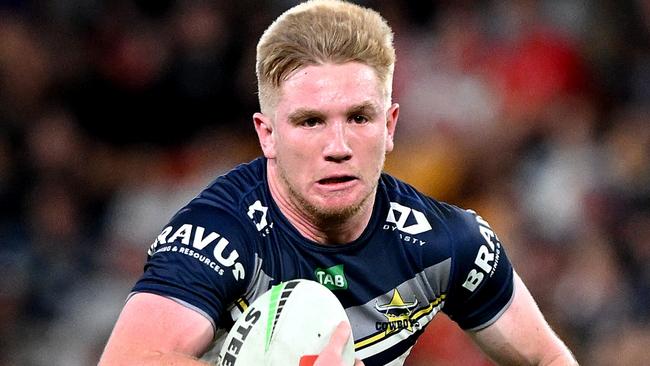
[0,0,648,364]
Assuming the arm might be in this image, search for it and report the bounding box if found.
[469,272,578,365]
[98,293,214,366]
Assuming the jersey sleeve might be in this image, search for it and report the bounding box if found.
[442,209,514,331]
[131,203,254,331]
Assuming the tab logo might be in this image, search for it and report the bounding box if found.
[314,264,348,290]
[385,202,432,235]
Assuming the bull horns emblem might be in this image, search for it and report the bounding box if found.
[375,289,418,312]
[375,289,419,334]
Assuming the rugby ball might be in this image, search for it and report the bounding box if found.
[217,279,355,366]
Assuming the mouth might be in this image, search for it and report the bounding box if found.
[317,175,357,185]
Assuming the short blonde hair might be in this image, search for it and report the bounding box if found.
[256,0,395,115]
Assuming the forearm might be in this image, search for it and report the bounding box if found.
[539,349,578,366]
[98,352,209,366]
[471,272,578,366]
[99,350,211,366]
[474,336,577,366]
[99,293,214,366]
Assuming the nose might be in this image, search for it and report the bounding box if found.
[323,121,352,162]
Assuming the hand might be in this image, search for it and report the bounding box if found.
[304,321,363,366]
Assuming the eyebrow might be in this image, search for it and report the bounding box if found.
[346,101,381,118]
[286,101,381,124]
[287,109,327,125]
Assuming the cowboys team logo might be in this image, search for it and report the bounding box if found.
[374,288,420,335]
[247,200,272,235]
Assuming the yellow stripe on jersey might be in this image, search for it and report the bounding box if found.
[236,297,248,312]
[355,330,386,350]
[410,294,445,320]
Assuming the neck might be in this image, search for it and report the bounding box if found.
[266,160,375,245]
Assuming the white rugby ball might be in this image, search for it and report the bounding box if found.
[217,279,355,366]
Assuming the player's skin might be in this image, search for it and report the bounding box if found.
[98,62,578,365]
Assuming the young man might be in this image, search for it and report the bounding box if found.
[99,1,577,365]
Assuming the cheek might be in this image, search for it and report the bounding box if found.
[367,131,389,155]
[286,131,320,158]
[368,132,390,169]
[275,133,314,177]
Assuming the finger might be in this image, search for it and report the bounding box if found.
[354,359,365,366]
[326,321,352,353]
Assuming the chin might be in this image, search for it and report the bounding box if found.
[308,196,367,222]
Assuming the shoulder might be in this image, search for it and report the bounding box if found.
[379,172,475,238]
[177,157,268,232]
[173,158,270,235]
[385,175,504,283]
[133,159,271,329]
[192,158,266,212]
[146,158,269,278]
[379,171,509,285]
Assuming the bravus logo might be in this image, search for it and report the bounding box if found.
[148,224,245,281]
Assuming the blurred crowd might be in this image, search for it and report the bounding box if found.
[0,0,648,365]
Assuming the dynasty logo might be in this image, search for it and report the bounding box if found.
[247,200,273,236]
[383,202,431,246]
[374,288,420,334]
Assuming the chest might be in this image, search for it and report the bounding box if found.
[236,230,450,360]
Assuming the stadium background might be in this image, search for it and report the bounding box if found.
[0,0,648,364]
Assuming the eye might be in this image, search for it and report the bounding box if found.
[301,117,322,128]
[351,114,369,124]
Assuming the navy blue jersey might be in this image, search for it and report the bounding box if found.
[133,157,514,365]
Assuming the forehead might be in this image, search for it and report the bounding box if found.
[276,62,385,116]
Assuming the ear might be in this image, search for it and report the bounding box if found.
[385,103,399,153]
[253,112,276,158]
